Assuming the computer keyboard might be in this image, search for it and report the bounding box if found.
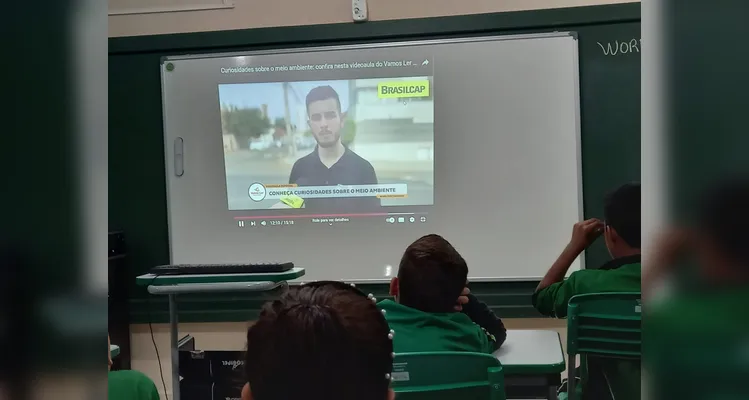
[149,262,294,276]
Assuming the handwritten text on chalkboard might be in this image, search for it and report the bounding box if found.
[597,39,641,56]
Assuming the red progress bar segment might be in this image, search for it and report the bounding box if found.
[233,213,390,220]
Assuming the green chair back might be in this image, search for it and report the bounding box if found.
[391,352,506,400]
[651,339,749,399]
[566,292,641,400]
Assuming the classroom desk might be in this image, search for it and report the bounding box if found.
[110,344,120,358]
[494,330,566,399]
[136,268,305,400]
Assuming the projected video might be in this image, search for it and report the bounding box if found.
[219,77,435,212]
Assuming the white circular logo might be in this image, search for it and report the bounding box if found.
[248,183,267,202]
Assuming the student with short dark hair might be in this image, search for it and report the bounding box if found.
[533,182,642,400]
[379,234,506,353]
[533,182,642,316]
[396,233,469,313]
[243,281,394,400]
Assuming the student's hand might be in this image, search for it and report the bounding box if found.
[568,218,604,253]
[270,201,292,209]
[454,287,470,311]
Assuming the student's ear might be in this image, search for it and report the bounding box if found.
[606,225,622,245]
[604,225,622,257]
[389,277,399,297]
[387,388,396,400]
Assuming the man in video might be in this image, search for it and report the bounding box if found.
[287,85,382,211]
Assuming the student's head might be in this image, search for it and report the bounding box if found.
[244,281,394,400]
[603,182,641,258]
[389,234,468,313]
[694,177,749,280]
[306,85,345,148]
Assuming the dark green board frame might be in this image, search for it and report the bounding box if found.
[109,3,640,323]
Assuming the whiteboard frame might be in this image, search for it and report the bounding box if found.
[161,31,576,63]
[159,31,584,283]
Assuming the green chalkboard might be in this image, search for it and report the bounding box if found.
[576,22,641,267]
[109,3,640,323]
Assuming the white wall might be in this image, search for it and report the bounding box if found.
[112,0,638,395]
[109,0,637,37]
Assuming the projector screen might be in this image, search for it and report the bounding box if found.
[161,32,583,282]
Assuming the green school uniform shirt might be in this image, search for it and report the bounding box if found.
[378,299,494,354]
[646,286,749,400]
[532,255,642,318]
[532,255,642,400]
[108,370,160,400]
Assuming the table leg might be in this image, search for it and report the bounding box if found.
[548,384,558,400]
[169,293,180,400]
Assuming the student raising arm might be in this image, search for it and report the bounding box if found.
[533,182,642,318]
[532,182,642,400]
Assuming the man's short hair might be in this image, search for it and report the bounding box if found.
[698,176,749,268]
[397,234,468,313]
[604,182,641,248]
[244,281,392,400]
[305,85,341,114]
